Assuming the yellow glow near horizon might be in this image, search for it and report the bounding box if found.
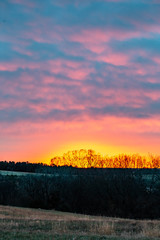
[26,138,160,165]
[51,141,141,159]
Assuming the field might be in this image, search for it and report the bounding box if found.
[0,205,160,240]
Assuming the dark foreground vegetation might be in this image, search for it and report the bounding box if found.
[0,163,160,219]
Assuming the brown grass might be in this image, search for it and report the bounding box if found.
[0,205,160,239]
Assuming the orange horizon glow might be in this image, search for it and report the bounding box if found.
[1,118,160,165]
[1,116,160,165]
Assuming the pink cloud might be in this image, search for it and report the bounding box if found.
[0,61,39,72]
[144,91,160,101]
[21,20,149,49]
[71,29,110,44]
[70,28,145,48]
[47,60,95,80]
[22,30,62,44]
[153,57,160,64]
[43,76,81,87]
[0,59,94,81]
[96,53,129,66]
[80,86,148,109]
[66,69,93,80]
[132,63,159,76]
[13,46,33,57]
[84,44,107,54]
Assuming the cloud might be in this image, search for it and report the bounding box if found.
[1,60,160,124]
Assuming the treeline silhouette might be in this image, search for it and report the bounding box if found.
[0,167,160,219]
[51,149,160,168]
[0,161,51,173]
[1,150,160,173]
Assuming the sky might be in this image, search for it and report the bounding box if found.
[1,0,160,164]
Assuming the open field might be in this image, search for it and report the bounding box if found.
[0,205,160,240]
[0,170,55,177]
[0,168,159,180]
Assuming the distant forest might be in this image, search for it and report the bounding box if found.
[0,161,49,173]
[2,149,160,172]
[1,161,160,219]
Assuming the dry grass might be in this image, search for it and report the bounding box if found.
[0,205,160,240]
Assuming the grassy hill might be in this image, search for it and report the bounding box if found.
[0,205,160,240]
